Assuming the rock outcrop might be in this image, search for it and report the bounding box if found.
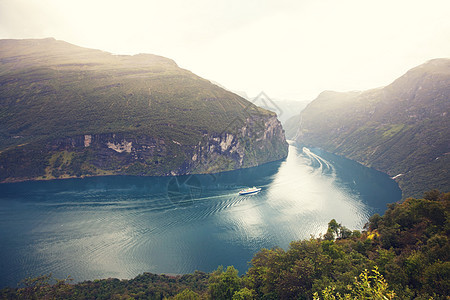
[17,114,287,181]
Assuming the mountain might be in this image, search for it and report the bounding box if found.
[294,59,450,198]
[0,38,288,182]
[232,91,311,126]
[209,84,311,127]
[251,95,310,125]
[284,114,302,140]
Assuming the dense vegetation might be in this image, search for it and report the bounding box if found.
[1,190,448,299]
[292,58,450,198]
[0,38,287,182]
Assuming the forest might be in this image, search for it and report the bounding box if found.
[1,190,448,299]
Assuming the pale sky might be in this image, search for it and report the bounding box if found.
[1,0,449,101]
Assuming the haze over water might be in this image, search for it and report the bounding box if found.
[0,144,401,287]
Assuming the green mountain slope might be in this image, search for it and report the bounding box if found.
[0,38,288,182]
[295,59,450,198]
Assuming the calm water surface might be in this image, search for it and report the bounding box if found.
[0,144,401,287]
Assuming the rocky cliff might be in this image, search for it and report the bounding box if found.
[294,59,450,198]
[0,38,288,182]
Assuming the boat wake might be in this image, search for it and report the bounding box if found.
[301,147,334,177]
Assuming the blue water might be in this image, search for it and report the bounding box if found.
[0,145,401,287]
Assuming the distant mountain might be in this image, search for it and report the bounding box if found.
[229,90,310,126]
[294,59,450,198]
[251,95,310,125]
[0,38,288,182]
[283,114,300,140]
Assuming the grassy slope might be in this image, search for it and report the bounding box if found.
[0,38,272,150]
[295,59,450,198]
[0,38,283,181]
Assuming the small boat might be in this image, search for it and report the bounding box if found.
[238,186,261,195]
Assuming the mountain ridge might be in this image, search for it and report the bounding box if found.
[294,58,450,198]
[0,38,288,182]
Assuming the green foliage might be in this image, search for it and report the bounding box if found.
[367,213,382,231]
[173,288,200,300]
[0,143,50,181]
[208,266,242,300]
[232,287,255,300]
[0,271,210,300]
[15,274,73,300]
[242,191,449,299]
[313,267,395,300]
[325,219,357,240]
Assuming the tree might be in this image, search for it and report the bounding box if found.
[423,189,440,201]
[313,267,396,300]
[325,219,353,240]
[328,219,340,238]
[173,288,200,300]
[367,213,382,231]
[16,274,73,299]
[208,266,241,300]
[232,287,255,300]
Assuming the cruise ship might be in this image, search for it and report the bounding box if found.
[238,186,261,195]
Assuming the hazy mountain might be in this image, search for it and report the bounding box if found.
[295,58,450,198]
[228,90,310,125]
[250,94,310,125]
[0,38,288,182]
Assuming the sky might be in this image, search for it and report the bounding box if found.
[1,0,449,101]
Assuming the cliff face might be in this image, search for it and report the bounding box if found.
[295,59,450,198]
[15,115,287,181]
[194,115,288,174]
[0,38,288,182]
